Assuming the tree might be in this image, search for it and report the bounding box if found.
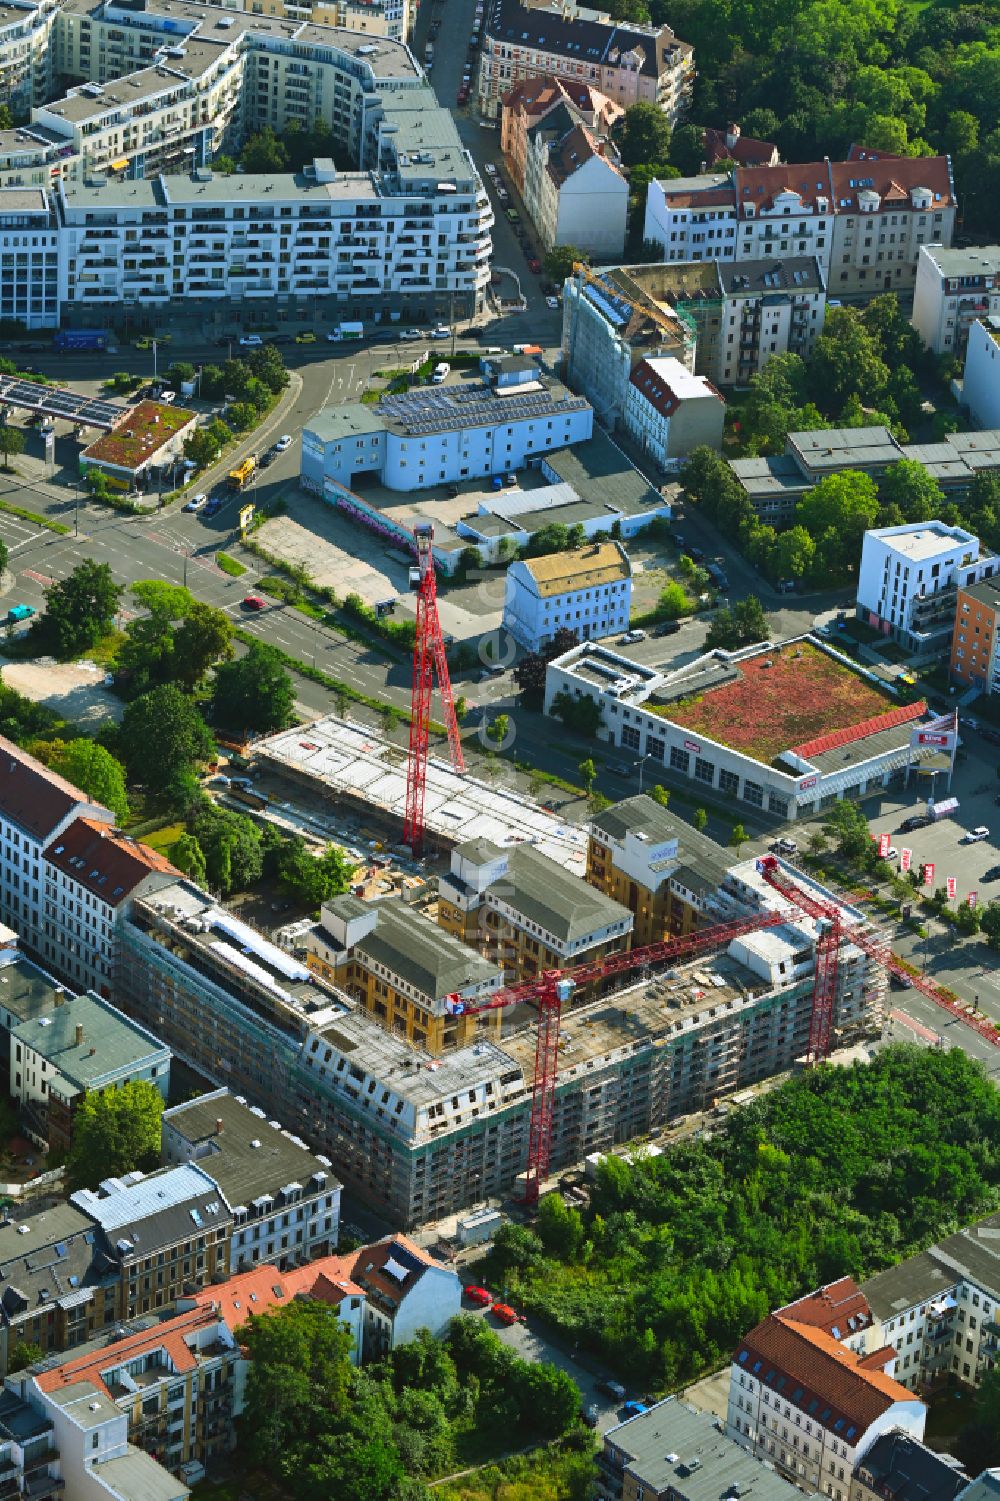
[537,1192,585,1259]
[0,537,8,579]
[795,471,881,579]
[542,244,585,284]
[518,1363,582,1436]
[183,426,225,469]
[33,561,123,659]
[878,459,944,523]
[50,739,129,823]
[616,100,672,167]
[7,1341,43,1373]
[807,307,891,414]
[166,361,196,387]
[550,692,602,737]
[669,121,707,174]
[980,902,1000,951]
[453,695,468,722]
[276,836,355,908]
[191,803,263,895]
[578,757,597,793]
[237,1298,354,1468]
[226,401,258,432]
[119,685,215,786]
[487,712,510,747]
[513,627,577,710]
[730,823,748,852]
[0,425,24,470]
[657,580,689,618]
[771,525,816,582]
[650,784,670,807]
[693,807,708,831]
[241,126,289,173]
[66,1080,164,1190]
[173,601,234,691]
[706,595,770,650]
[213,641,295,732]
[823,799,874,862]
[170,831,207,884]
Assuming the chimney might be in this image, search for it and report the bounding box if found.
[54,988,65,1007]
[726,123,741,149]
[215,1118,224,1135]
[75,1023,84,1047]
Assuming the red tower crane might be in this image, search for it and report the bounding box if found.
[403,524,465,856]
[448,856,998,1205]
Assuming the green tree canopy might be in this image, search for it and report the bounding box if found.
[119,684,215,787]
[237,1298,355,1469]
[170,830,207,884]
[49,739,129,823]
[276,836,355,909]
[542,244,585,284]
[616,100,672,167]
[191,803,263,895]
[878,459,944,524]
[795,471,881,578]
[213,641,296,733]
[33,561,123,659]
[67,1081,164,1191]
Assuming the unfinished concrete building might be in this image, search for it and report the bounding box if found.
[117,862,884,1227]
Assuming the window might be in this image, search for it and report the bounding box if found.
[669,746,690,774]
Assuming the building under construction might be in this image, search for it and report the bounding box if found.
[118,860,885,1227]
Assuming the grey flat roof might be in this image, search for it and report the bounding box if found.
[607,1398,820,1501]
[12,992,167,1092]
[807,716,921,773]
[543,427,663,516]
[731,454,808,498]
[0,187,49,214]
[162,1089,340,1208]
[717,255,824,294]
[307,404,384,445]
[920,244,1000,278]
[861,1210,1000,1317]
[789,426,902,471]
[0,956,71,1027]
[89,1446,191,1501]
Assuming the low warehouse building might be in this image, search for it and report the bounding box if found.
[80,400,196,489]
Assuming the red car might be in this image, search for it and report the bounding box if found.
[241,595,267,611]
[457,86,469,105]
[491,1302,519,1325]
[527,257,542,274]
[464,1284,491,1307]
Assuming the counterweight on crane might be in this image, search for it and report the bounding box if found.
[403,524,465,857]
[449,856,998,1205]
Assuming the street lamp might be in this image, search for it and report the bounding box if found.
[633,752,655,792]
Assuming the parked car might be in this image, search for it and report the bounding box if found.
[399,328,422,341]
[582,1404,599,1429]
[984,864,1000,880]
[241,595,267,611]
[431,362,450,384]
[490,1303,519,1325]
[966,826,991,842]
[598,1380,626,1402]
[238,334,263,347]
[183,493,208,512]
[432,323,451,338]
[295,330,317,343]
[609,761,633,777]
[900,814,932,832]
[527,257,542,274]
[622,1401,649,1420]
[687,544,705,562]
[770,838,798,855]
[275,434,293,452]
[653,619,681,636]
[202,495,224,518]
[546,295,560,309]
[621,628,646,644]
[5,604,34,624]
[464,1285,492,1307]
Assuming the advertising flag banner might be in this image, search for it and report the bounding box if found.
[900,848,912,872]
[924,861,935,887]
[947,876,957,900]
[878,832,891,858]
[969,892,978,910]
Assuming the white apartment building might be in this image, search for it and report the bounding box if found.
[912,243,1000,356]
[0,741,114,973]
[623,354,724,461]
[963,317,1000,430]
[0,0,60,114]
[856,521,998,656]
[644,155,956,300]
[854,1210,1000,1393]
[478,0,693,123]
[302,359,593,496]
[503,540,632,651]
[161,1088,341,1273]
[727,1311,926,1494]
[0,3,493,322]
[522,114,627,260]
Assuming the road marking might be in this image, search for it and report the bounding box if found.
[23,569,54,585]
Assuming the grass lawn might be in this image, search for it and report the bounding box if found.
[924,1383,973,1449]
[216,552,246,578]
[83,630,126,668]
[141,821,184,854]
[662,641,909,763]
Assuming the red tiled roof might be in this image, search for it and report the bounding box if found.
[662,186,736,210]
[349,1234,435,1310]
[34,1306,214,1397]
[547,122,622,189]
[44,817,178,907]
[778,1278,872,1338]
[704,125,778,168]
[791,699,926,759]
[736,1313,914,1434]
[827,155,954,211]
[0,736,103,843]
